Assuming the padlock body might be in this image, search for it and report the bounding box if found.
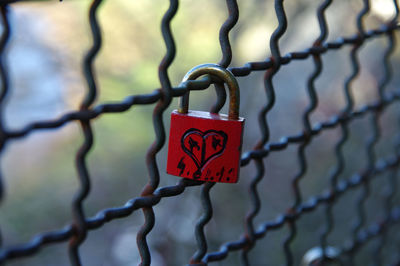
[167,110,245,183]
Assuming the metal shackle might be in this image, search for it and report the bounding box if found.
[178,63,240,120]
[301,246,342,266]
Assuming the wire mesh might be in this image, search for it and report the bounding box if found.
[0,0,399,265]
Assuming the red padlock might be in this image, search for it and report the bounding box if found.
[167,64,245,183]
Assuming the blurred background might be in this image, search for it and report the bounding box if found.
[1,0,400,265]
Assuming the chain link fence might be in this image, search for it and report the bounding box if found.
[0,0,400,265]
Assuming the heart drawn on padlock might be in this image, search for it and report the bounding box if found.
[181,128,228,179]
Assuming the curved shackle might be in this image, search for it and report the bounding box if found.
[301,247,342,266]
[178,63,240,120]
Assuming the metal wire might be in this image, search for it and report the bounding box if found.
[0,0,399,265]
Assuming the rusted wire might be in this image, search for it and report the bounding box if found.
[68,1,103,265]
[0,4,10,250]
